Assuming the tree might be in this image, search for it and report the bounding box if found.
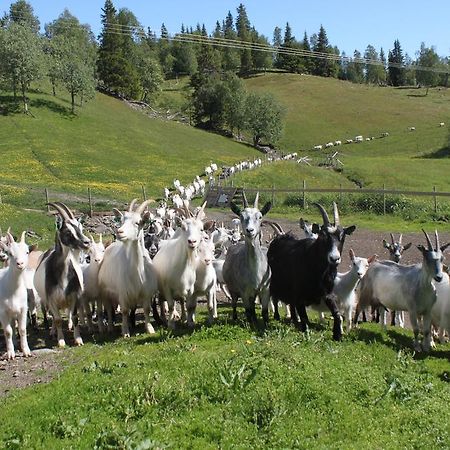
[276,22,302,73]
[312,25,338,77]
[8,0,40,33]
[388,39,405,86]
[236,3,252,73]
[250,28,272,71]
[222,11,240,71]
[223,72,247,137]
[245,92,284,146]
[97,0,126,93]
[190,72,228,129]
[415,42,440,87]
[364,44,385,84]
[301,31,312,73]
[0,22,45,112]
[272,26,282,68]
[346,49,364,83]
[45,10,97,112]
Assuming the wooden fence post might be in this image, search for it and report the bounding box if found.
[142,185,147,201]
[302,180,306,209]
[45,188,50,212]
[433,186,437,213]
[88,187,93,218]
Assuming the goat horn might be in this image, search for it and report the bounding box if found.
[136,199,153,215]
[195,201,207,221]
[313,203,330,228]
[422,229,433,250]
[399,234,403,244]
[112,207,123,218]
[20,231,26,243]
[333,202,340,226]
[435,230,440,251]
[242,191,249,208]
[390,233,395,245]
[263,220,284,236]
[47,202,70,221]
[254,192,259,209]
[128,198,139,212]
[54,202,75,220]
[6,232,14,245]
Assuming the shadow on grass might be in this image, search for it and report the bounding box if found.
[30,98,74,118]
[419,146,450,159]
[0,95,22,115]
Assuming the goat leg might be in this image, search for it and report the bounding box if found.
[325,294,343,341]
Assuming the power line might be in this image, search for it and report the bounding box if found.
[4,14,450,75]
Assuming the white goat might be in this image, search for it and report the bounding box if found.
[0,232,31,360]
[80,234,105,332]
[153,202,206,329]
[356,230,449,352]
[431,273,450,343]
[192,237,217,324]
[98,199,158,337]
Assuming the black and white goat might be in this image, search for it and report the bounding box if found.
[356,230,449,352]
[268,203,356,340]
[222,192,272,323]
[34,202,90,347]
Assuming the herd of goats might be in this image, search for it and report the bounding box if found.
[1,187,450,361]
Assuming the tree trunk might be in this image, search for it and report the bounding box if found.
[21,83,28,114]
[71,91,75,114]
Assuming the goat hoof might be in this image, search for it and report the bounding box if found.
[7,351,15,360]
[146,324,155,334]
[57,339,66,348]
[123,333,130,338]
[23,348,32,357]
[75,337,84,346]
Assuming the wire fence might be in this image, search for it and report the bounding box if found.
[208,184,450,222]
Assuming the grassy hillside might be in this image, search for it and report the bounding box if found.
[1,74,450,238]
[0,87,260,206]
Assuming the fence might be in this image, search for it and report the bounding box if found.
[207,183,450,221]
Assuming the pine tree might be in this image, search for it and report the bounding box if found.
[236,3,252,73]
[97,0,124,92]
[388,39,405,86]
[222,11,239,71]
[301,31,312,73]
[8,0,40,34]
[313,25,333,76]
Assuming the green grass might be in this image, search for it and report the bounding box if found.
[1,313,449,449]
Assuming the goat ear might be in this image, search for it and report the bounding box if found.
[417,244,426,253]
[349,248,355,261]
[440,242,450,252]
[368,254,377,264]
[382,239,390,249]
[113,208,123,219]
[260,202,272,217]
[29,244,38,252]
[344,225,356,236]
[0,240,8,252]
[403,242,412,251]
[312,223,320,234]
[141,211,151,225]
[230,202,241,216]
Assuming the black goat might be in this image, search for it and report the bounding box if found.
[267,203,356,340]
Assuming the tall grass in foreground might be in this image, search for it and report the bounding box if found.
[0,311,449,449]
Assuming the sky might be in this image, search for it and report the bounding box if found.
[3,0,449,58]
